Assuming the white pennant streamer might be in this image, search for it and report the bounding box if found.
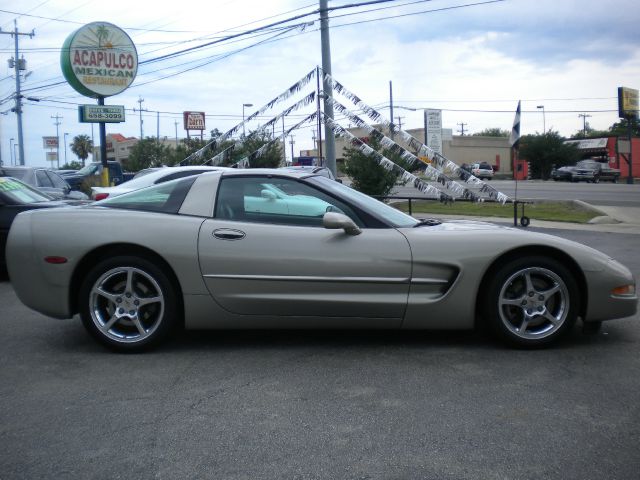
[326,97,482,201]
[323,114,453,203]
[322,71,510,204]
[232,112,319,168]
[181,69,317,166]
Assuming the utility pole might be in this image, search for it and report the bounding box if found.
[457,122,468,136]
[389,81,394,139]
[579,113,592,136]
[174,121,179,149]
[289,135,295,164]
[282,115,287,164]
[320,0,336,177]
[1,21,35,165]
[311,128,317,156]
[51,114,62,169]
[135,96,145,139]
[396,116,404,131]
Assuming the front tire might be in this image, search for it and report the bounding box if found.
[482,257,579,348]
[79,256,178,352]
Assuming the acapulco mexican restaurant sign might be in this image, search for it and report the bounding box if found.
[61,22,137,98]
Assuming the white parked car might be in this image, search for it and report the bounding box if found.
[471,162,494,180]
[91,166,226,200]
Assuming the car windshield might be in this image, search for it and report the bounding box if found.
[1,168,29,180]
[0,177,53,204]
[75,163,99,176]
[307,176,418,228]
[133,168,160,179]
[577,160,598,168]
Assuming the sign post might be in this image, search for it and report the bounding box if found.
[61,22,137,186]
[618,86,638,184]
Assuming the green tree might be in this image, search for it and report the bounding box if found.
[342,136,415,196]
[126,138,174,171]
[519,130,580,180]
[238,130,283,168]
[608,117,640,137]
[571,117,640,139]
[170,137,212,166]
[70,134,93,167]
[60,160,83,170]
[472,128,510,137]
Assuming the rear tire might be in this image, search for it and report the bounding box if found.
[79,256,178,352]
[482,256,579,348]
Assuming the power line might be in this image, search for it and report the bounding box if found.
[18,0,506,95]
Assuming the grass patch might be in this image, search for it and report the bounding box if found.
[394,200,599,224]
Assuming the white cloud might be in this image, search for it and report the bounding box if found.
[1,0,639,167]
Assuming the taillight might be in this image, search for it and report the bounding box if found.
[94,193,109,201]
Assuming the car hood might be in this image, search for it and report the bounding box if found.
[401,219,614,273]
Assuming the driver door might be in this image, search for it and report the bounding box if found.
[197,175,412,321]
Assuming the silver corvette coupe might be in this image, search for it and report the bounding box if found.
[6,169,637,351]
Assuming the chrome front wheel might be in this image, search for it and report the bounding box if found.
[498,267,569,340]
[484,257,579,347]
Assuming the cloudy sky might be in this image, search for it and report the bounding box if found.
[1,0,639,167]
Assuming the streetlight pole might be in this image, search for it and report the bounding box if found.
[537,105,546,134]
[242,103,253,137]
[51,113,62,169]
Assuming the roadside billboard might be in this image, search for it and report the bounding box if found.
[183,111,206,131]
[43,136,58,149]
[61,22,138,98]
[618,87,639,119]
[425,109,443,155]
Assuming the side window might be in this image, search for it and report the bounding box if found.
[36,170,53,188]
[100,176,197,214]
[215,176,362,227]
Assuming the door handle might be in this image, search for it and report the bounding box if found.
[213,228,246,241]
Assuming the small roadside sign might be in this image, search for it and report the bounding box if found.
[78,105,126,123]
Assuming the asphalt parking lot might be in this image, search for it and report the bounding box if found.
[1,227,638,480]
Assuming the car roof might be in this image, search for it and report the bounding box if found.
[221,168,315,179]
[129,165,226,183]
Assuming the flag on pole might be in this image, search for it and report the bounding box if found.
[509,100,521,149]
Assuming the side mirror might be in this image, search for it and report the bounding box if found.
[323,212,361,236]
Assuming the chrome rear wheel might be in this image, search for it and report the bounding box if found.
[80,256,177,351]
[89,266,165,344]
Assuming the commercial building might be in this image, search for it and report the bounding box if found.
[321,126,513,175]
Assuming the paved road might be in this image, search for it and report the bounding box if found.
[1,228,638,480]
[392,180,640,207]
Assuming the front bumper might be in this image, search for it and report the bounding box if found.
[585,259,638,322]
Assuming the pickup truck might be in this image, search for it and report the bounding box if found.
[62,161,135,192]
[551,159,620,183]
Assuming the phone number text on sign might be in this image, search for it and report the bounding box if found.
[79,105,126,123]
